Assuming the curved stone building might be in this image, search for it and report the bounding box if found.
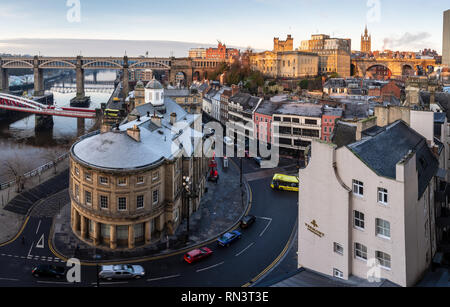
[69,80,209,250]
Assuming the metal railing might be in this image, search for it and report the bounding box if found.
[0,152,69,191]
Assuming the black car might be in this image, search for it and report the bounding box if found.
[240,215,256,229]
[32,264,66,279]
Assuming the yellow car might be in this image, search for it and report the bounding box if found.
[270,174,299,192]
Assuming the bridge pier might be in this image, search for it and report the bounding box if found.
[93,71,98,83]
[0,68,8,92]
[122,56,129,98]
[33,57,44,97]
[70,56,91,107]
[77,117,85,136]
[35,115,54,132]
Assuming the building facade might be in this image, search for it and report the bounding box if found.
[300,34,351,77]
[250,51,319,79]
[298,120,440,287]
[274,35,294,52]
[444,10,450,67]
[361,26,372,54]
[70,81,210,250]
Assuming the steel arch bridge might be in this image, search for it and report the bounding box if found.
[0,93,97,119]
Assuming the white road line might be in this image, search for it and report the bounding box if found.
[258,217,273,237]
[36,281,74,285]
[27,241,35,257]
[0,278,19,281]
[36,220,41,234]
[147,274,181,282]
[91,281,129,285]
[196,262,225,273]
[235,242,255,257]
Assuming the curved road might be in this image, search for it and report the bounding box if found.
[0,159,298,287]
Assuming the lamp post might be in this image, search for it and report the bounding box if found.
[183,176,191,241]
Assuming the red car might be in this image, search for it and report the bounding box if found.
[184,247,213,264]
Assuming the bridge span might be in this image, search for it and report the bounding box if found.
[0,93,97,119]
[0,56,222,99]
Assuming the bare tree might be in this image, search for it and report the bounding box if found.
[3,158,33,193]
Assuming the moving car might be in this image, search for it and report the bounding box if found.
[240,215,256,229]
[217,230,242,247]
[99,264,146,280]
[32,264,66,279]
[271,174,299,192]
[184,247,213,264]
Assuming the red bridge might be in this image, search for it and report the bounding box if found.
[0,93,97,119]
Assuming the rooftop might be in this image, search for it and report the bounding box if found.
[347,121,438,199]
[72,98,201,171]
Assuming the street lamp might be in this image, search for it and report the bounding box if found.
[182,176,191,241]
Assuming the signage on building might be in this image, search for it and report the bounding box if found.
[305,220,325,238]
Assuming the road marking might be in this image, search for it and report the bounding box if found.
[36,281,74,285]
[91,281,129,285]
[36,234,45,249]
[235,242,255,257]
[258,217,273,237]
[36,220,41,234]
[0,278,19,281]
[27,241,35,257]
[196,262,224,273]
[147,274,181,282]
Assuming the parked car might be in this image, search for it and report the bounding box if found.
[32,264,66,279]
[217,230,242,247]
[184,247,213,264]
[99,264,146,280]
[240,215,256,229]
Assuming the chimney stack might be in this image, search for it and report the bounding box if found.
[127,125,141,142]
[170,112,177,125]
[151,111,162,127]
[232,84,239,96]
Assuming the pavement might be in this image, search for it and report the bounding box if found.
[0,159,68,245]
[51,156,250,262]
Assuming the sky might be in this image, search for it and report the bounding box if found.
[0,0,448,56]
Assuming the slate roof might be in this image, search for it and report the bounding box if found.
[347,121,439,199]
[274,102,323,117]
[331,121,357,147]
[229,93,261,112]
[72,98,200,171]
[420,92,450,118]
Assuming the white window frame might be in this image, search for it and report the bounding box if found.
[85,191,92,206]
[333,268,344,279]
[136,195,144,210]
[152,190,159,205]
[354,210,365,230]
[117,178,127,187]
[376,218,391,240]
[99,176,109,185]
[334,243,344,255]
[100,195,109,209]
[137,176,145,185]
[353,180,364,197]
[378,188,388,205]
[85,173,92,182]
[354,243,368,261]
[376,251,391,270]
[118,197,127,211]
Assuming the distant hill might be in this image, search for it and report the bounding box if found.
[0,38,257,58]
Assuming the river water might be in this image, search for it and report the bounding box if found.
[0,71,116,183]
